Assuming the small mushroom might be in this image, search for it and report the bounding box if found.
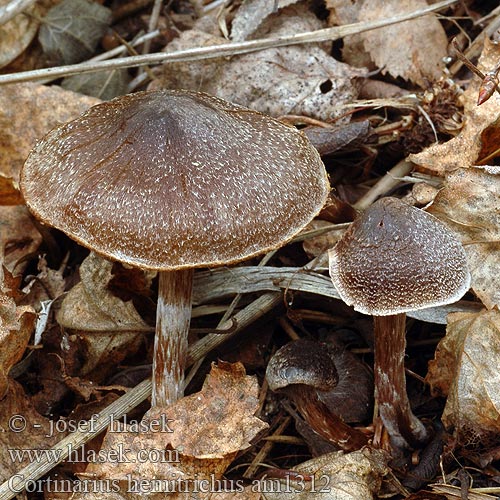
[20,90,330,407]
[328,197,470,449]
[266,339,369,452]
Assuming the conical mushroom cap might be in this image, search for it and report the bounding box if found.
[21,90,330,270]
[329,197,471,316]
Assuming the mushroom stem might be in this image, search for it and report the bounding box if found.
[293,386,368,452]
[373,314,429,449]
[152,269,194,407]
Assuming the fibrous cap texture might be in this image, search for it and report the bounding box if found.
[329,197,471,316]
[21,90,330,270]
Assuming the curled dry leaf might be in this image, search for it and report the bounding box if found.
[75,362,267,499]
[57,252,151,376]
[427,166,500,309]
[410,39,500,176]
[260,448,388,500]
[426,309,500,445]
[0,83,99,180]
[0,0,39,69]
[151,4,364,120]
[357,0,447,87]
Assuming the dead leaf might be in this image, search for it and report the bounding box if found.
[38,0,112,65]
[0,205,42,273]
[0,0,39,69]
[230,0,300,41]
[75,362,267,499]
[61,69,131,100]
[0,174,22,205]
[151,4,364,120]
[0,83,99,180]
[426,309,500,446]
[327,0,372,71]
[57,252,151,376]
[0,380,61,481]
[427,166,500,309]
[302,220,346,258]
[410,38,500,175]
[260,448,388,500]
[0,285,35,398]
[358,0,447,86]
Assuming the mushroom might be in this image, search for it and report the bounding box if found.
[328,197,470,449]
[266,339,369,452]
[20,90,330,407]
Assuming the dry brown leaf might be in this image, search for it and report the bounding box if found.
[326,0,372,70]
[427,166,500,309]
[57,253,150,376]
[0,174,22,205]
[151,4,364,120]
[0,277,35,398]
[0,0,39,69]
[0,380,61,481]
[0,205,42,273]
[410,39,500,175]
[75,362,267,499]
[260,448,388,500]
[359,0,447,86]
[0,83,99,180]
[426,309,500,444]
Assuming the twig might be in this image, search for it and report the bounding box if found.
[0,0,458,85]
[353,159,414,210]
[141,0,163,56]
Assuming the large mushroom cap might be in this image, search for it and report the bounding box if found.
[329,197,471,316]
[21,90,329,271]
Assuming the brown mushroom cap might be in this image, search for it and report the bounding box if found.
[21,90,329,271]
[329,197,471,316]
[266,339,339,392]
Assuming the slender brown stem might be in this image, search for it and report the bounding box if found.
[292,386,368,452]
[373,314,428,449]
[152,269,194,407]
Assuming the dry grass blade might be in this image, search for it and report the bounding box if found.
[0,0,458,85]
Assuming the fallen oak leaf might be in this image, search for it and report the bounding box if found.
[426,309,500,447]
[410,38,500,176]
[358,0,447,87]
[76,362,268,499]
[427,166,500,309]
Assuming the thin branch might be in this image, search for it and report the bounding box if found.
[0,0,458,85]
